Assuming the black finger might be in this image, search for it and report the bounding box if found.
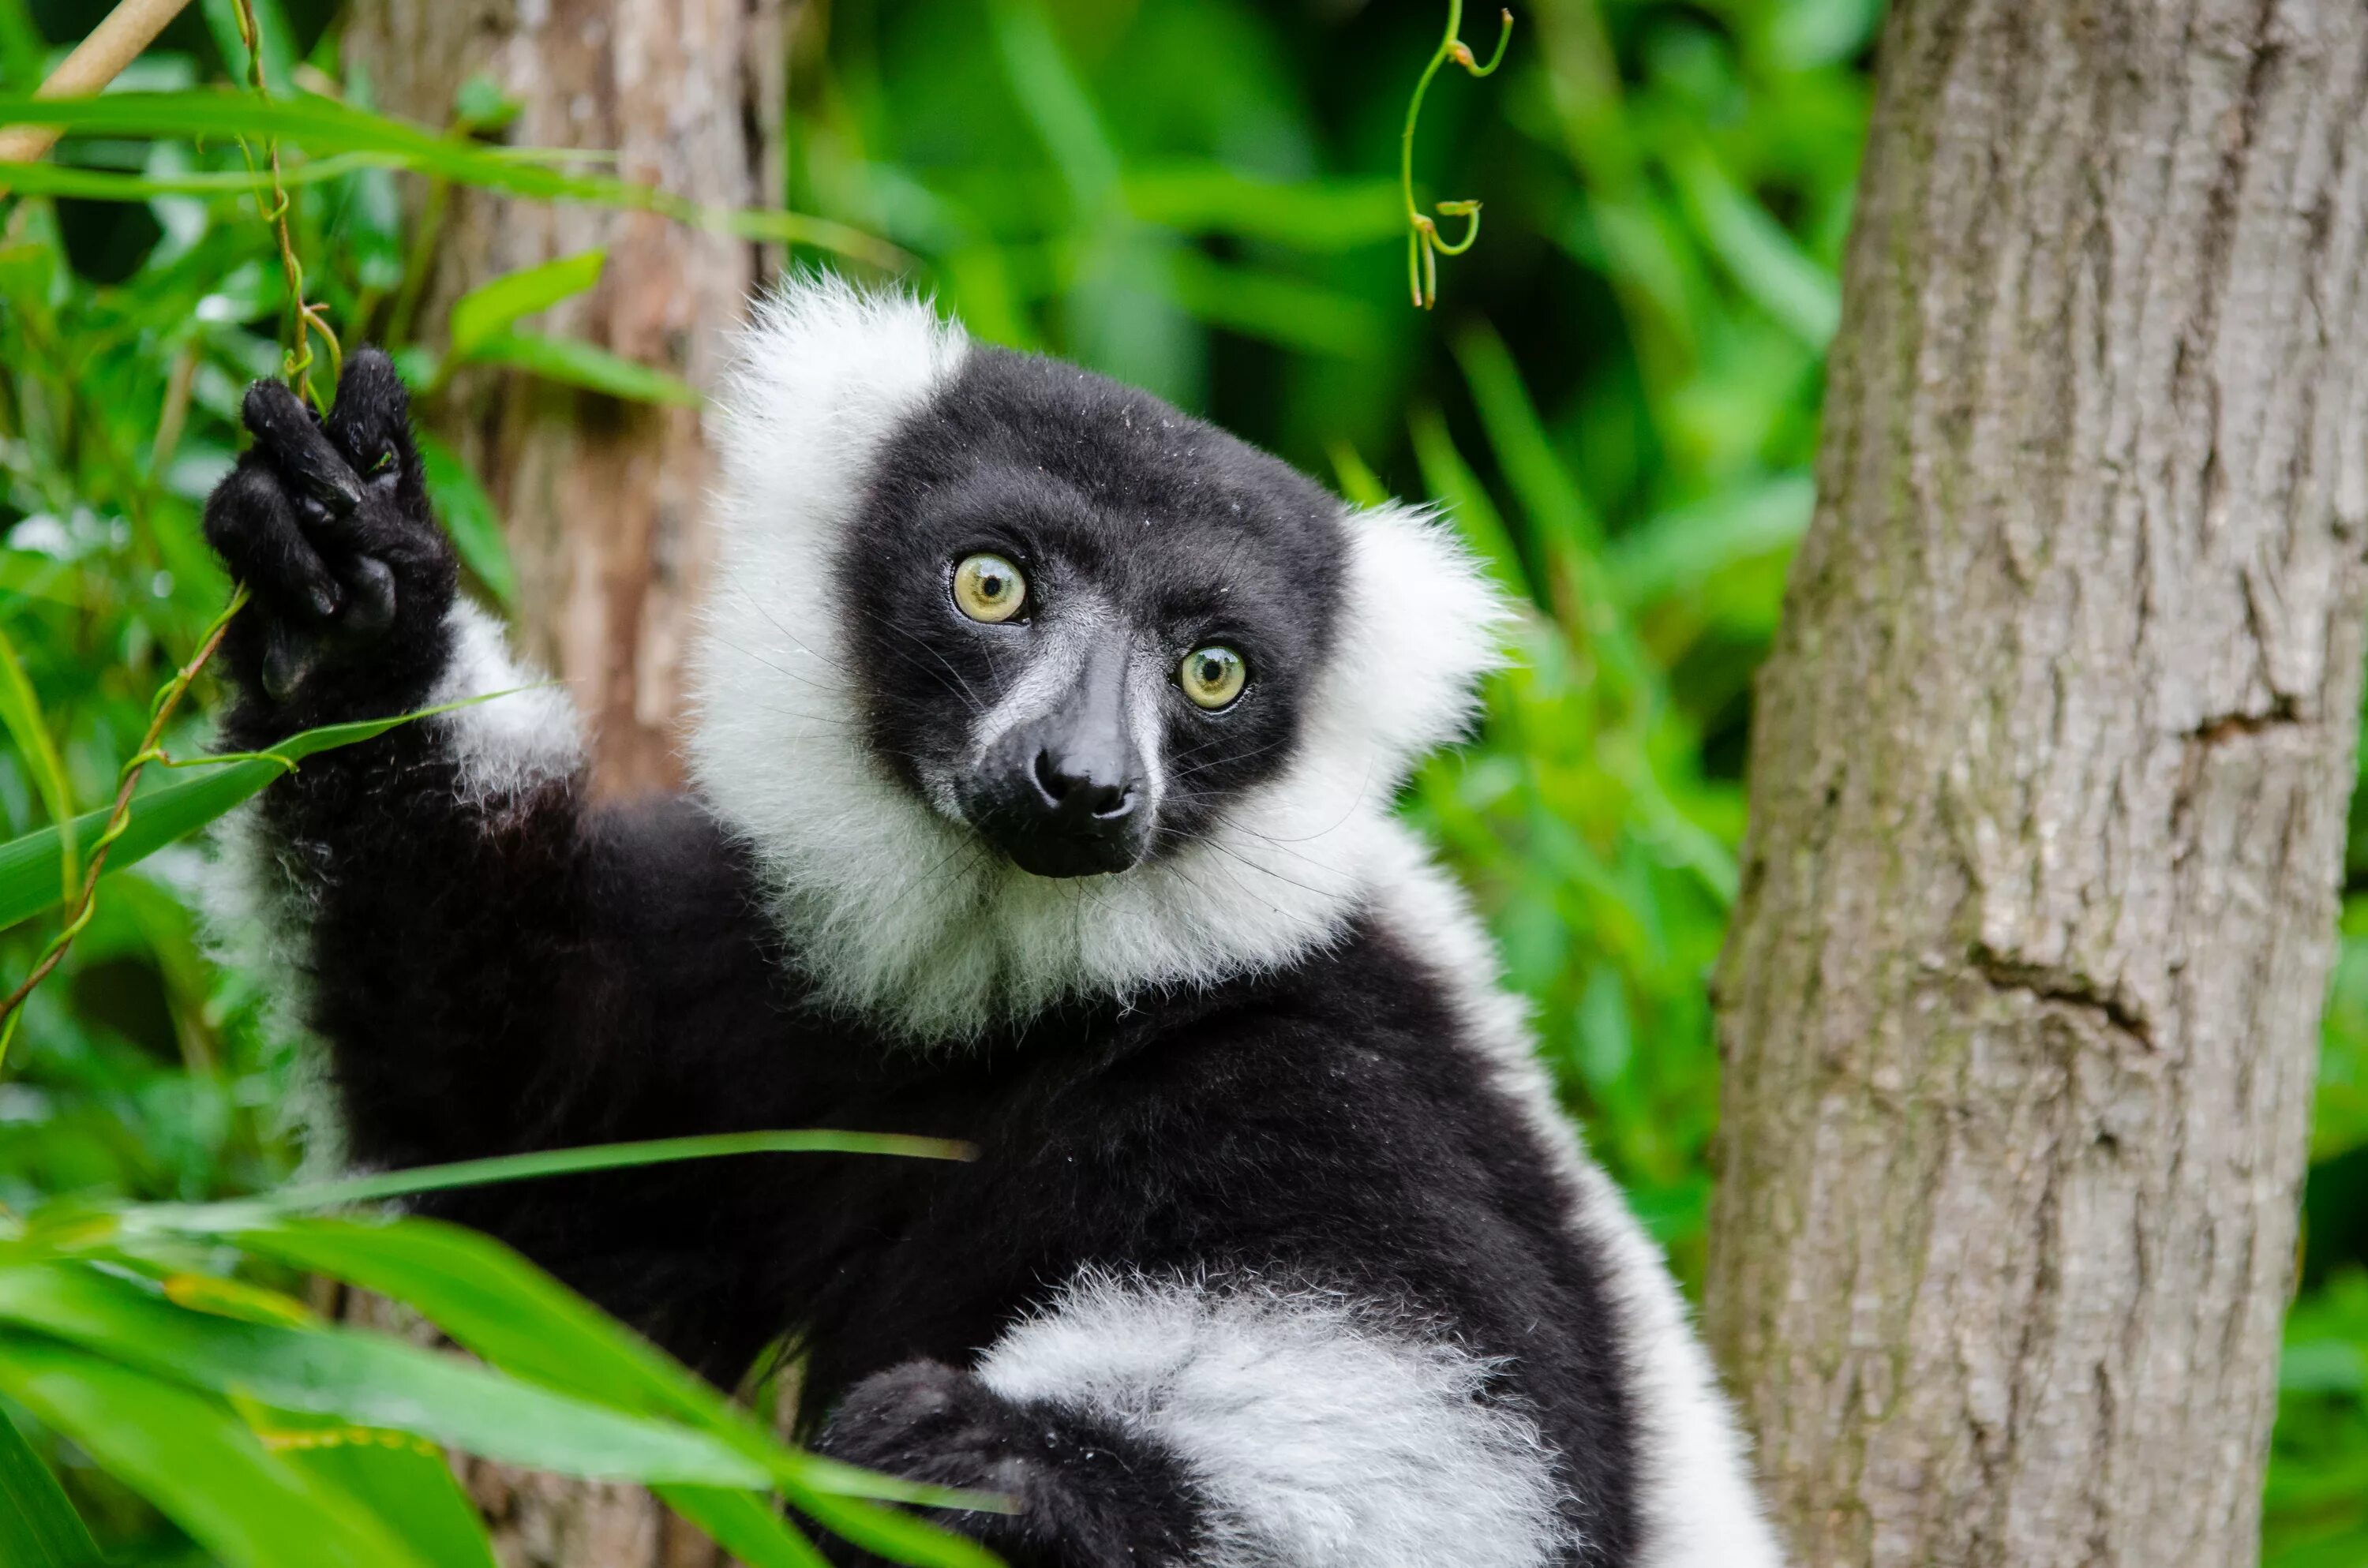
[203,462,343,620]
[339,555,398,638]
[324,347,417,475]
[242,380,363,518]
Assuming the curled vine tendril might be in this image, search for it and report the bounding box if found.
[0,0,323,1065]
[232,0,339,409]
[1401,1,1512,311]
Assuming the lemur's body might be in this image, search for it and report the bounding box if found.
[205,283,1780,1567]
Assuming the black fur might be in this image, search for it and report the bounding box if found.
[207,351,1639,1566]
[845,346,1347,857]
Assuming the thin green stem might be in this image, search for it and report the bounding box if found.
[1399,2,1513,309]
[0,587,249,1069]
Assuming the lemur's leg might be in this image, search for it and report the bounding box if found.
[816,1277,1572,1568]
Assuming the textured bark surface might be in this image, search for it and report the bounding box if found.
[336,4,785,1562]
[1704,3,2368,1566]
[345,0,786,799]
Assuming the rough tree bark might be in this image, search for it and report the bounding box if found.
[346,0,786,799]
[335,2,787,1562]
[1705,3,2368,1566]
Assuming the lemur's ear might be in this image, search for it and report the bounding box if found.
[1328,502,1512,774]
[713,273,969,554]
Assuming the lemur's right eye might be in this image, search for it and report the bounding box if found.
[953,553,1027,623]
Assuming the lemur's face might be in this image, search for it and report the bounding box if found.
[840,347,1345,878]
[691,283,1501,1035]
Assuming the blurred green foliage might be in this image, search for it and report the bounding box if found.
[0,0,2363,1560]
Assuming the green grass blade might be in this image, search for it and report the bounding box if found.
[415,432,519,609]
[448,250,606,357]
[459,330,703,407]
[658,1487,834,1568]
[251,1129,974,1211]
[193,1216,1014,1565]
[0,92,902,267]
[790,1488,1005,1568]
[1452,320,1602,552]
[0,1263,774,1487]
[236,1408,500,1568]
[0,690,534,933]
[0,1402,102,1568]
[1407,403,1531,602]
[0,626,76,906]
[0,1334,433,1568]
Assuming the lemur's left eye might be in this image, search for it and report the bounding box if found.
[369,447,399,477]
[1178,646,1246,710]
[953,553,1027,623]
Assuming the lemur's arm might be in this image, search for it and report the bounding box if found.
[204,355,798,1372]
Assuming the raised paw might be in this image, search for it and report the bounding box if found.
[203,349,458,721]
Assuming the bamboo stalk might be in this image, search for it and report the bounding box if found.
[0,0,194,169]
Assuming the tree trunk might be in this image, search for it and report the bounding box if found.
[337,3,786,1562]
[345,0,786,799]
[1704,3,2368,1566]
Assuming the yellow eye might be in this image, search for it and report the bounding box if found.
[1178,646,1247,710]
[953,553,1027,623]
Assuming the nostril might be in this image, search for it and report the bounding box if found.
[1032,749,1070,804]
[1087,783,1134,821]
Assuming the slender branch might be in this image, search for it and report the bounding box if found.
[0,589,249,1066]
[232,0,338,407]
[1399,1,1512,310]
[0,0,193,172]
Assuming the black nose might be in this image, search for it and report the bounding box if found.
[1032,749,1137,823]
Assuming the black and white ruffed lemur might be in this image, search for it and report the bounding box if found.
[202,278,1782,1568]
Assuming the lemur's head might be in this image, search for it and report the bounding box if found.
[689,278,1504,1038]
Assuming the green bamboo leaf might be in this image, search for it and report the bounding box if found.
[0,1334,433,1568]
[792,1488,1004,1568]
[0,690,534,933]
[236,1408,500,1568]
[1452,321,1603,552]
[0,625,76,905]
[448,250,607,358]
[0,92,901,267]
[0,1402,102,1568]
[0,148,617,201]
[414,430,519,609]
[1120,166,1402,250]
[0,1263,776,1487]
[1407,403,1530,603]
[160,1214,1013,1566]
[658,1486,834,1568]
[1162,250,1386,361]
[459,330,703,408]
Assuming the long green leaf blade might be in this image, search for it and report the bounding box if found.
[448,250,606,357]
[0,1402,101,1568]
[0,627,75,905]
[0,1263,774,1488]
[0,691,534,933]
[239,1408,499,1568]
[0,92,901,265]
[460,331,703,407]
[0,1334,432,1568]
[415,431,519,609]
[658,1486,833,1568]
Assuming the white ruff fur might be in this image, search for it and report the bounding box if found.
[1368,833,1785,1568]
[979,1273,1573,1567]
[688,278,1508,1039]
[428,601,583,809]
